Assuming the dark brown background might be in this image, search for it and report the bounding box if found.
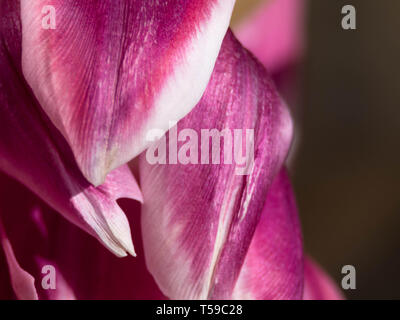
[234,0,400,299]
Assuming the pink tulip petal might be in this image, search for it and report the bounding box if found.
[0,175,164,300]
[139,31,293,299]
[0,5,142,257]
[234,0,306,73]
[303,257,344,300]
[232,169,303,300]
[20,0,235,185]
[0,218,38,300]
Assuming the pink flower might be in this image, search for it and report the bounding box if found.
[0,0,342,300]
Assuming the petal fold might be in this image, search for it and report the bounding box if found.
[20,0,235,185]
[232,169,303,300]
[139,31,293,299]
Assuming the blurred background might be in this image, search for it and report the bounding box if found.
[232,0,400,299]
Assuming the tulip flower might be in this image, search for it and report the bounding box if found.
[0,0,235,257]
[0,0,342,300]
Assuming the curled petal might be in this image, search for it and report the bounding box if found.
[139,31,293,299]
[0,4,142,257]
[234,0,306,73]
[20,0,235,185]
[232,169,303,300]
[303,257,344,300]
[0,175,164,300]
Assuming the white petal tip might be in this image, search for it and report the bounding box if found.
[124,243,137,258]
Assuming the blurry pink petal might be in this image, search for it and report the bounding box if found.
[303,257,344,300]
[0,5,142,257]
[235,0,307,166]
[0,218,38,300]
[234,0,306,73]
[20,0,235,185]
[232,169,303,300]
[139,31,293,299]
[0,175,164,299]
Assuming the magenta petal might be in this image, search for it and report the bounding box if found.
[20,0,235,185]
[303,257,344,300]
[0,5,142,257]
[234,0,306,73]
[0,218,38,300]
[232,169,303,300]
[139,31,293,299]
